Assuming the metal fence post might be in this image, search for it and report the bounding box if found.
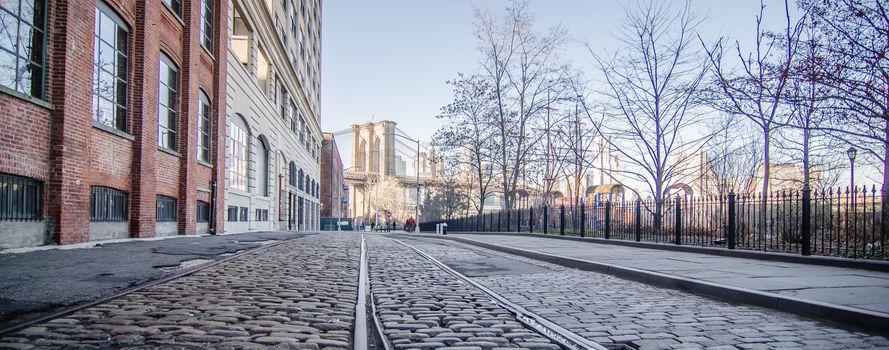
[605,200,612,239]
[543,205,549,234]
[674,196,682,245]
[634,199,641,242]
[801,185,812,255]
[728,191,736,250]
[498,211,502,232]
[559,205,565,235]
[580,202,586,237]
[529,207,534,233]
[506,209,511,232]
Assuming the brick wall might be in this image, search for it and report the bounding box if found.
[0,0,228,246]
[321,134,344,217]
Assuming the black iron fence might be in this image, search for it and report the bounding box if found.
[430,186,887,260]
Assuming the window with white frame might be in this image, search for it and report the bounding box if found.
[199,0,212,50]
[197,91,211,162]
[227,115,248,191]
[157,54,178,150]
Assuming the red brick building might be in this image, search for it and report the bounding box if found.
[0,0,229,248]
[321,132,347,219]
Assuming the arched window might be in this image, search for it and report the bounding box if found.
[257,138,269,196]
[298,169,304,191]
[227,114,248,191]
[197,90,211,162]
[289,161,297,187]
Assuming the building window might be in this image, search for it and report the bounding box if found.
[230,4,249,66]
[162,0,180,17]
[227,205,238,221]
[299,116,306,143]
[0,0,46,98]
[157,54,178,150]
[227,115,248,191]
[257,139,268,196]
[0,173,42,221]
[156,195,177,222]
[254,208,268,222]
[89,186,127,222]
[281,89,289,122]
[289,161,297,187]
[197,91,211,162]
[92,2,130,132]
[199,0,212,50]
[239,206,248,221]
[196,200,209,222]
[290,101,298,133]
[298,169,304,191]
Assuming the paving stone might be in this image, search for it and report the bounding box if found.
[0,235,360,349]
[366,235,557,349]
[405,237,889,350]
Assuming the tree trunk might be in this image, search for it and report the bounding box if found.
[761,126,770,243]
[882,118,888,253]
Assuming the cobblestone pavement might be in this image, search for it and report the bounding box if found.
[365,235,560,350]
[401,237,889,350]
[0,234,360,350]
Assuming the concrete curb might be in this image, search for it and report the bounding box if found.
[440,231,889,273]
[401,234,889,335]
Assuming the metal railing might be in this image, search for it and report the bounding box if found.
[429,186,887,260]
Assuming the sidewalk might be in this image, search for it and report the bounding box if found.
[439,233,889,328]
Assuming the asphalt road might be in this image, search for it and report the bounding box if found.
[0,231,306,324]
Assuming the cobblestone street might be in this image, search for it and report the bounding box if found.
[401,237,889,350]
[1,233,888,350]
[365,235,558,349]
[0,235,361,349]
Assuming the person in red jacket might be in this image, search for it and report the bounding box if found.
[406,216,416,232]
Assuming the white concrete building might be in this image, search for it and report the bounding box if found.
[223,0,322,233]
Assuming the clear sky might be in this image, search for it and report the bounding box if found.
[320,0,798,168]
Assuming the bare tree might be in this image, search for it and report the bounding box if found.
[474,0,568,210]
[704,118,764,196]
[435,74,498,214]
[584,0,709,233]
[701,0,803,237]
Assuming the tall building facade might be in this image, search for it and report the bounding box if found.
[321,132,346,219]
[223,0,322,233]
[0,0,228,249]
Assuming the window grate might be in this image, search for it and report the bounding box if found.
[89,186,127,222]
[0,173,43,221]
[156,195,177,222]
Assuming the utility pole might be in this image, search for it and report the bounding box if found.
[545,89,554,206]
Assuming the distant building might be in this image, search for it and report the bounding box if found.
[343,120,438,225]
[321,133,347,219]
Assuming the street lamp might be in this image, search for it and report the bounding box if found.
[847,146,857,191]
